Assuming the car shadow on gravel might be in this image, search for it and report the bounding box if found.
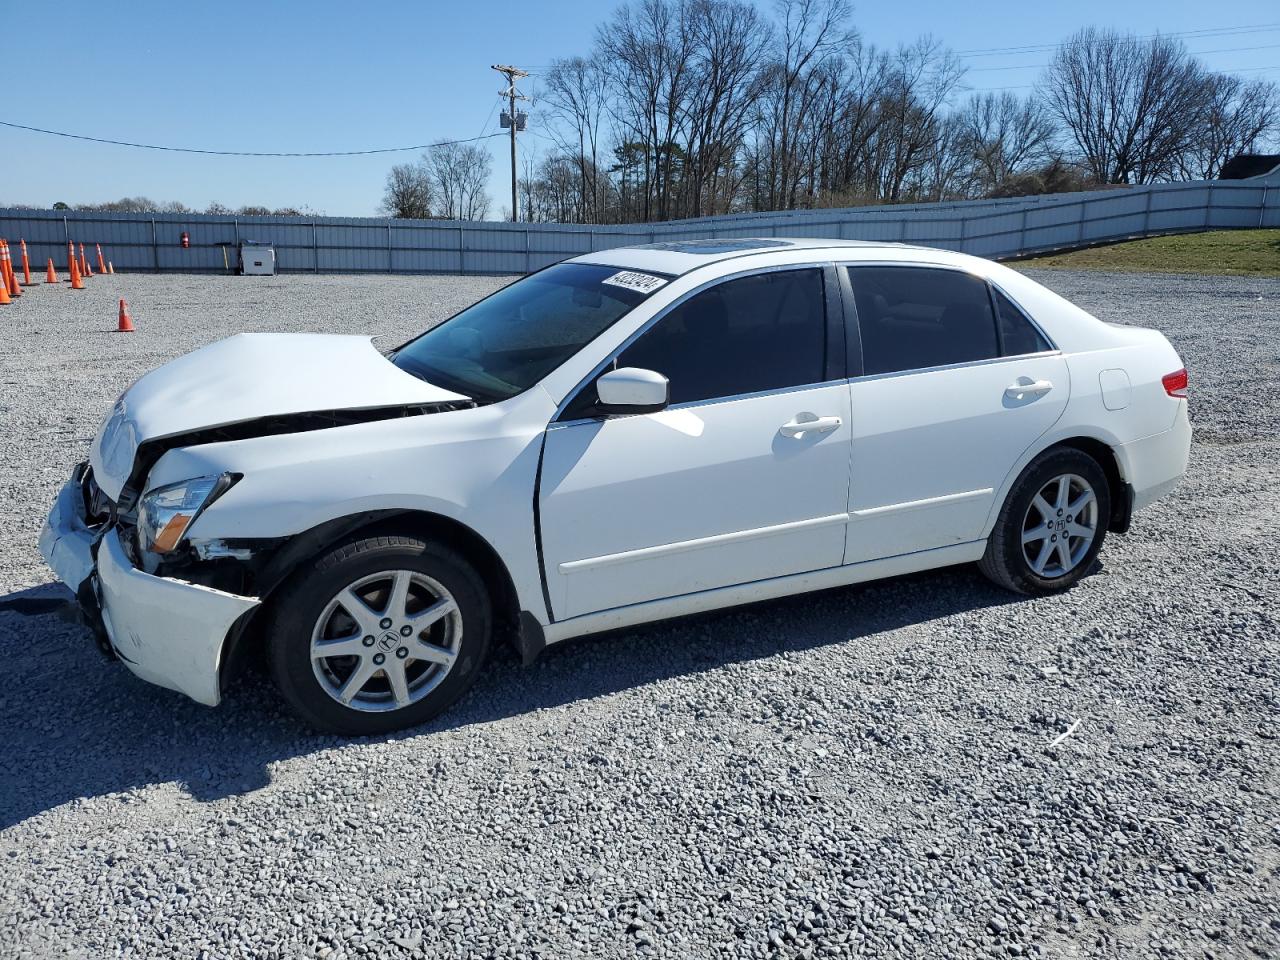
[0,564,1030,829]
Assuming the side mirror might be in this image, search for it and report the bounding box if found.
[596,367,669,415]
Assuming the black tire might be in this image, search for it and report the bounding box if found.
[266,535,491,735]
[979,447,1111,596]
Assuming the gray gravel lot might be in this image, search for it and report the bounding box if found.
[0,268,1276,959]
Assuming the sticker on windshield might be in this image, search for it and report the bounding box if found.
[601,270,668,295]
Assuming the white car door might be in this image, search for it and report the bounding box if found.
[539,267,852,620]
[841,265,1069,564]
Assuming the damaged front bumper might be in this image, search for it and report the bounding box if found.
[39,467,261,706]
[38,465,98,594]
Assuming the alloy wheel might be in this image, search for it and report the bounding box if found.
[1020,473,1098,578]
[309,569,462,713]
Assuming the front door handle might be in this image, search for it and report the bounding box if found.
[1005,378,1053,401]
[779,414,842,438]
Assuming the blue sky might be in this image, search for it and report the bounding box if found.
[3,0,1278,216]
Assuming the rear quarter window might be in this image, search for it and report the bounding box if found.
[993,287,1053,356]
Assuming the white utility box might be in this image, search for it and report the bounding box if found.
[239,241,276,276]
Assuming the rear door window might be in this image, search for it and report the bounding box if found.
[845,266,999,376]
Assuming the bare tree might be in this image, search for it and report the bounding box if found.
[596,0,698,221]
[381,162,434,219]
[377,7,1280,224]
[1178,74,1280,179]
[818,39,894,204]
[919,112,974,200]
[76,196,163,212]
[520,154,587,222]
[960,92,1056,193]
[759,0,851,209]
[872,38,966,200]
[543,56,610,222]
[427,141,492,220]
[1044,28,1212,184]
[69,197,302,215]
[680,0,773,216]
[270,206,323,217]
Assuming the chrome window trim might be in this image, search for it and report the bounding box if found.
[846,348,1063,385]
[838,260,1061,379]
[553,261,836,424]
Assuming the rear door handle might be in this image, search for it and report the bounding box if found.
[1005,378,1053,401]
[780,414,842,438]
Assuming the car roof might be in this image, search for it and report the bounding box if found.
[571,237,951,276]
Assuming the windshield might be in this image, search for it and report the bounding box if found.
[392,262,668,401]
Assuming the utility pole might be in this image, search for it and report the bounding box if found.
[492,64,529,222]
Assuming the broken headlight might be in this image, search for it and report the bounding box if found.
[137,473,239,554]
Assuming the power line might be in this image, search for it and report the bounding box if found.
[966,62,1280,93]
[528,25,1280,70]
[966,41,1280,72]
[0,120,505,157]
[474,97,501,142]
[965,61,1280,90]
[955,22,1280,57]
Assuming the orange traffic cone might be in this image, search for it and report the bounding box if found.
[108,261,114,274]
[117,298,134,332]
[0,275,9,305]
[2,243,20,298]
[78,243,89,279]
[96,243,106,275]
[46,259,58,283]
[20,240,31,286]
[85,256,94,277]
[69,244,84,290]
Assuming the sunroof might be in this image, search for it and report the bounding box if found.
[638,238,794,254]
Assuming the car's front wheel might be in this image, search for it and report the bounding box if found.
[979,447,1111,596]
[267,536,491,735]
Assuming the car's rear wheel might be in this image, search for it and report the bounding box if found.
[979,448,1110,595]
[267,536,490,735]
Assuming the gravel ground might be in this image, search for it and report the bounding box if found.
[0,269,1276,959]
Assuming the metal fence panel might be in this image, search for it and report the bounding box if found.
[2,167,1276,275]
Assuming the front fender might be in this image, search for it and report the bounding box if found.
[143,393,555,622]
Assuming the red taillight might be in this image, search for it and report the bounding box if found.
[1162,368,1188,398]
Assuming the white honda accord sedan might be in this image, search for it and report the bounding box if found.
[40,239,1190,733]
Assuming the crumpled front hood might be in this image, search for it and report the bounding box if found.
[90,333,465,500]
